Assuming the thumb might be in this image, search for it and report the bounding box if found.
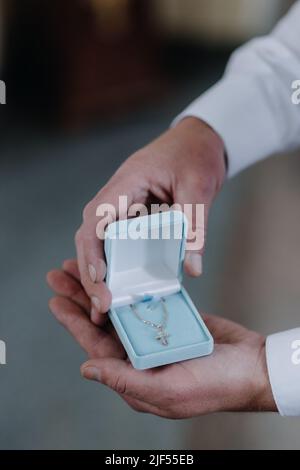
[80,358,155,400]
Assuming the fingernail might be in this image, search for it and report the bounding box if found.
[91,296,101,311]
[81,366,101,381]
[187,253,202,276]
[98,259,107,281]
[91,306,101,324]
[88,264,97,283]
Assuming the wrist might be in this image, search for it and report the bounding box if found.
[250,340,277,412]
[175,117,226,191]
[176,116,223,144]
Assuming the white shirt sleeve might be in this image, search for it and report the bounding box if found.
[173,0,300,178]
[267,329,300,416]
[173,1,300,416]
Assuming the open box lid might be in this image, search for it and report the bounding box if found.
[104,211,188,308]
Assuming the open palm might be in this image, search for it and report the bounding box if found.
[47,260,275,417]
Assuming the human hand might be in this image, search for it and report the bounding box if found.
[75,117,226,324]
[81,315,277,418]
[47,261,276,418]
[47,259,125,360]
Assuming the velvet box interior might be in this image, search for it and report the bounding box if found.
[104,211,213,369]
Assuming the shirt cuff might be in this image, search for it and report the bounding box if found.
[266,328,300,416]
[172,76,282,178]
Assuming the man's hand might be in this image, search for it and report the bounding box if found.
[75,118,226,324]
[47,260,277,418]
[47,259,125,360]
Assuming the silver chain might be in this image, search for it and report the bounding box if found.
[130,297,170,346]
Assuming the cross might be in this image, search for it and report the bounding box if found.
[156,328,170,346]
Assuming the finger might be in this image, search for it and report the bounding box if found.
[62,260,109,326]
[80,357,160,403]
[201,312,228,342]
[201,312,248,344]
[51,262,108,327]
[76,181,137,307]
[62,259,81,281]
[75,231,100,321]
[76,201,107,288]
[49,296,125,359]
[85,280,112,323]
[75,228,111,317]
[183,197,208,277]
[175,178,211,277]
[79,228,107,283]
[47,269,90,313]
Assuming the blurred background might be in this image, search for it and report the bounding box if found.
[1,0,300,450]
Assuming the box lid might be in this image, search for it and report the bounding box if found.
[104,211,188,308]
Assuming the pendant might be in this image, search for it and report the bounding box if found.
[155,327,170,346]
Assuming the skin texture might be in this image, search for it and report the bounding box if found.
[74,118,226,323]
[47,260,277,418]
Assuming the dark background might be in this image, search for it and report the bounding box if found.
[1,0,300,450]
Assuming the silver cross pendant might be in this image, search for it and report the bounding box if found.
[156,327,170,346]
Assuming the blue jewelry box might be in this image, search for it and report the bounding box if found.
[104,210,213,369]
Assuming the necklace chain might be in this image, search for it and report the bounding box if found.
[130,297,170,346]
